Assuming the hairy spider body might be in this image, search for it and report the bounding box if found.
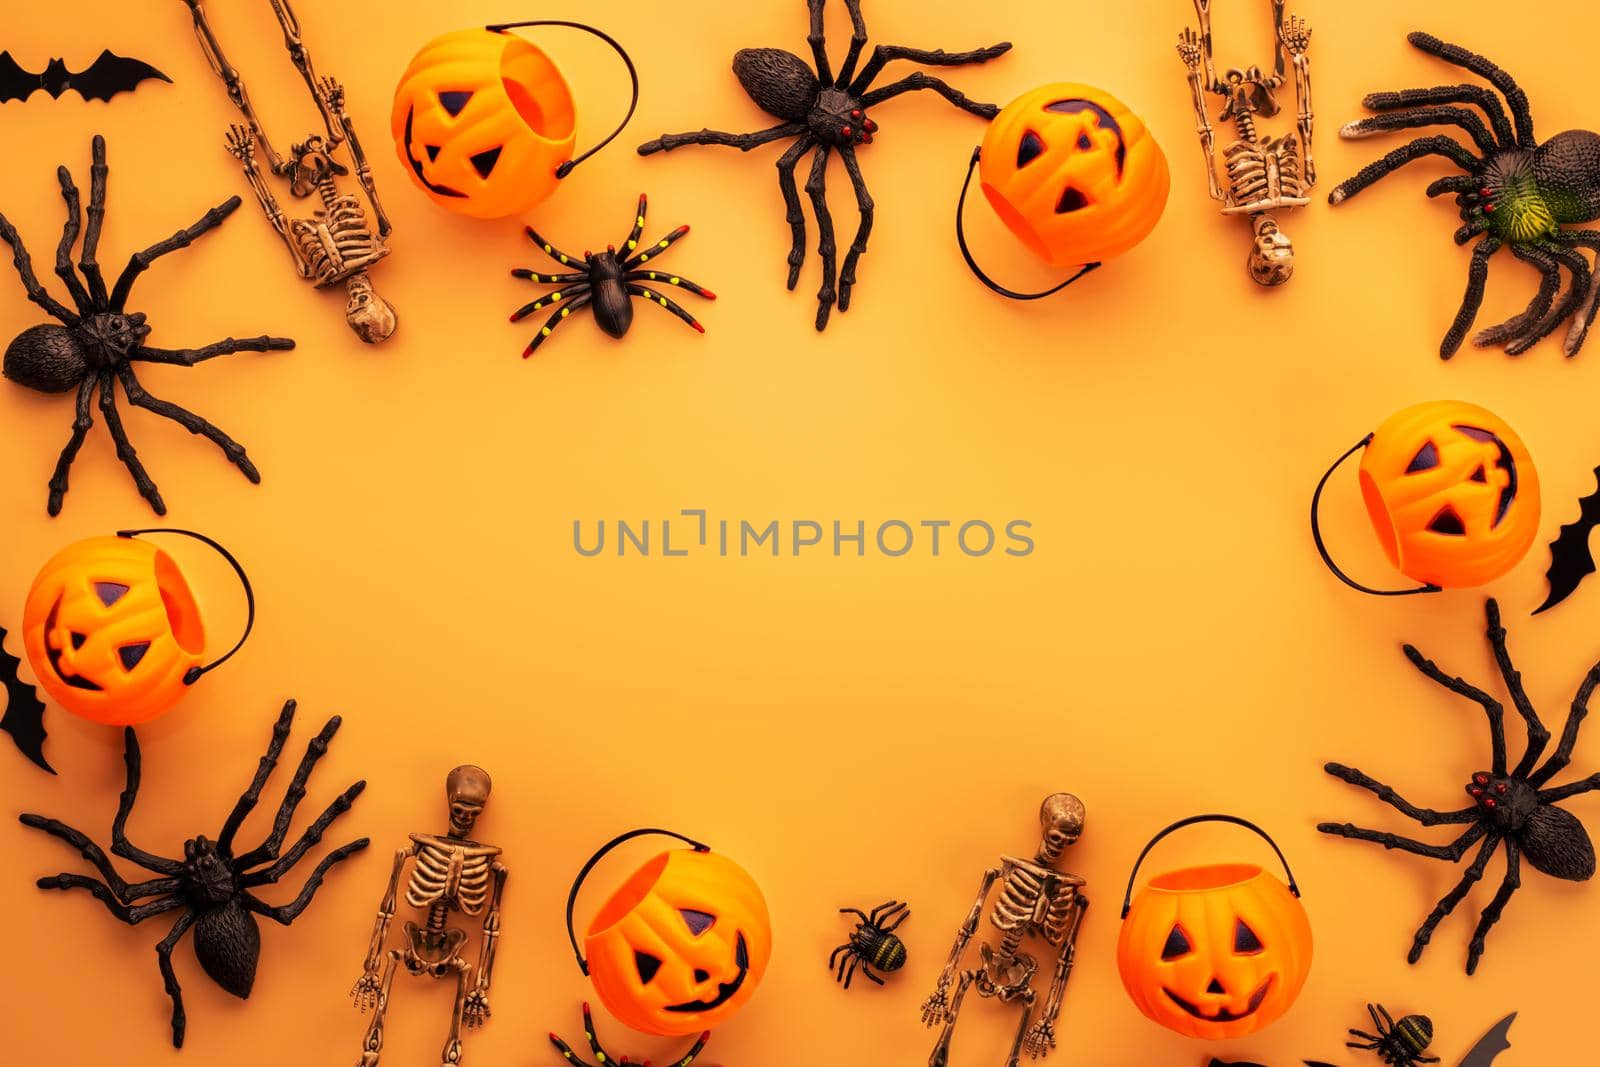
[831,900,909,988]
[0,135,293,515]
[1331,32,1600,358]
[18,699,368,1046]
[638,0,1010,330]
[1347,1004,1439,1066]
[1319,599,1600,974]
[510,194,714,356]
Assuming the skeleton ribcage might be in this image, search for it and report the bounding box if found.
[990,857,1078,950]
[292,179,385,285]
[404,834,499,916]
[1224,135,1306,211]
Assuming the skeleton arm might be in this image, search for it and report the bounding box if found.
[1038,895,1089,1032]
[1177,29,1225,202]
[225,126,313,278]
[181,0,287,174]
[361,845,414,974]
[1280,13,1315,186]
[475,863,508,993]
[936,868,1000,987]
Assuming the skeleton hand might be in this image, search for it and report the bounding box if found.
[920,980,951,1027]
[225,124,256,165]
[1279,14,1311,55]
[1023,1019,1057,1058]
[1177,28,1203,69]
[319,75,346,112]
[463,988,491,1028]
[350,970,381,1013]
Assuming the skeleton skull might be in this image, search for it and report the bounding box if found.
[1037,792,1087,864]
[1248,214,1295,286]
[446,764,492,838]
[346,273,398,344]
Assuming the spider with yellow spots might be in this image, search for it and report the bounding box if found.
[510,194,715,356]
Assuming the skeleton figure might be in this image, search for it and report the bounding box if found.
[1177,0,1315,285]
[921,794,1090,1067]
[351,767,507,1067]
[179,0,396,343]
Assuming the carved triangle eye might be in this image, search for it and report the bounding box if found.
[634,950,662,984]
[1234,919,1264,954]
[1017,130,1046,167]
[1406,441,1440,473]
[470,147,503,179]
[438,90,473,117]
[118,642,150,670]
[1161,925,1192,960]
[1428,506,1466,535]
[1056,187,1090,213]
[95,582,129,606]
[680,908,716,936]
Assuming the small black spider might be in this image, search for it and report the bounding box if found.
[1347,1003,1439,1066]
[638,0,1010,330]
[549,1003,709,1067]
[830,899,909,988]
[510,193,714,356]
[18,699,367,1047]
[1320,598,1600,973]
[0,135,293,516]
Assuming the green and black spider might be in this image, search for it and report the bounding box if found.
[1331,32,1600,359]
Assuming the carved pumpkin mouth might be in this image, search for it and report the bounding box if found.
[42,596,101,692]
[401,107,468,199]
[663,932,750,1014]
[1162,975,1273,1023]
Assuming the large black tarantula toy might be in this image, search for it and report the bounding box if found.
[638,1,1010,330]
[0,135,293,515]
[1331,32,1600,359]
[1319,599,1600,974]
[18,699,367,1046]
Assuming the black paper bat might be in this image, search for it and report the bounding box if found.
[1536,465,1600,614]
[0,49,171,103]
[1460,1012,1515,1067]
[0,623,51,773]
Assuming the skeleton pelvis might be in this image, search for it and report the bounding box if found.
[977,943,1037,999]
[402,920,468,974]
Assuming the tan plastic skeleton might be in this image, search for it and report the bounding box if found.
[1177,0,1315,286]
[351,767,507,1067]
[921,794,1089,1067]
[180,0,397,343]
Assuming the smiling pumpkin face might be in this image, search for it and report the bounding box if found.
[1117,864,1312,1040]
[584,849,771,1037]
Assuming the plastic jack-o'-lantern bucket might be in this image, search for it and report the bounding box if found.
[21,528,255,726]
[392,20,638,219]
[566,829,772,1038]
[956,83,1169,300]
[1311,400,1541,596]
[1118,815,1312,1041]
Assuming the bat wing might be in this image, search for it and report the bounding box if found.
[1459,1012,1516,1067]
[1536,466,1600,614]
[68,49,172,103]
[0,623,52,773]
[0,50,42,103]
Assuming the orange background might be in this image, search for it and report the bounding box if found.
[0,0,1595,1063]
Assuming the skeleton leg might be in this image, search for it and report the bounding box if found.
[1316,818,1488,860]
[157,911,197,1048]
[850,42,1012,97]
[805,146,838,330]
[837,146,874,312]
[1530,659,1600,786]
[134,335,295,366]
[1322,763,1478,824]
[80,135,110,305]
[638,122,804,156]
[1340,107,1497,155]
[46,380,96,516]
[1327,136,1479,206]
[235,713,345,866]
[53,163,91,310]
[1364,85,1514,147]
[357,949,404,1067]
[1405,32,1534,147]
[116,366,260,484]
[929,969,977,1067]
[241,780,367,887]
[1004,991,1037,1067]
[1474,246,1559,349]
[1466,841,1521,974]
[1404,641,1508,771]
[1408,833,1501,962]
[776,137,815,289]
[242,838,368,923]
[1505,242,1589,355]
[97,371,165,514]
[0,210,79,323]
[441,958,473,1066]
[110,197,241,311]
[861,72,1002,119]
[522,294,593,357]
[627,284,706,334]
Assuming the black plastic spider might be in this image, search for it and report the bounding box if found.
[637,0,1009,330]
[510,194,714,356]
[0,135,293,515]
[1319,598,1600,974]
[1347,1004,1439,1066]
[550,1003,709,1067]
[1330,32,1600,359]
[18,699,367,1047]
[830,899,909,988]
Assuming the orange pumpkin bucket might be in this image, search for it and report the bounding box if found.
[21,529,254,726]
[1311,400,1541,595]
[566,829,772,1037]
[391,21,638,220]
[1118,815,1312,1041]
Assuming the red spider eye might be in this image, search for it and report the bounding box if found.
[1495,783,1507,794]
[1484,797,1498,809]
[1474,773,1490,785]
[1469,786,1484,796]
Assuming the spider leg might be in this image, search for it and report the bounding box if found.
[624,270,716,300]
[157,911,196,1048]
[1363,85,1515,147]
[242,837,368,924]
[1529,658,1600,787]
[860,72,1002,119]
[1479,600,1551,780]
[1455,218,1490,246]
[842,955,860,989]
[806,0,835,85]
[522,293,593,357]
[1346,1032,1382,1050]
[619,193,649,257]
[240,779,367,887]
[668,1030,711,1067]
[509,283,591,324]
[1327,136,1481,206]
[1473,245,1559,349]
[1426,175,1482,198]
[1555,229,1600,355]
[522,224,584,271]
[1340,106,1498,155]
[46,379,97,517]
[834,0,869,87]
[861,961,885,986]
[1504,241,1589,356]
[637,122,805,156]
[1440,234,1502,357]
[132,335,295,365]
[110,195,241,311]
[805,145,839,330]
[1316,817,1488,860]
[776,136,816,289]
[849,42,1012,97]
[16,808,177,898]
[866,901,894,924]
[623,224,693,270]
[111,728,183,874]
[1408,833,1501,963]
[0,210,79,323]
[233,713,346,868]
[116,365,259,485]
[53,163,92,310]
[835,947,856,984]
[1403,641,1508,773]
[1321,762,1479,824]
[627,284,707,334]
[32,873,185,921]
[1405,32,1535,148]
[1465,840,1521,974]
[1373,1003,1394,1033]
[97,370,166,514]
[217,700,295,853]
[512,268,587,285]
[829,942,852,969]
[1539,773,1600,803]
[80,135,110,306]
[883,904,911,932]
[837,145,874,313]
